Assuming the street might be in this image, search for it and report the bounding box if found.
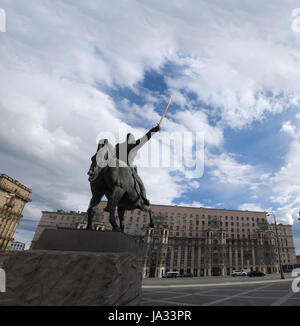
[141,274,300,306]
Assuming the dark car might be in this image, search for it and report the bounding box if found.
[248,271,265,277]
[180,272,194,278]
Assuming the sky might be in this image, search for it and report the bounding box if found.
[1,0,300,253]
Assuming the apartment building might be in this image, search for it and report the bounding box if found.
[0,174,32,250]
[31,201,297,278]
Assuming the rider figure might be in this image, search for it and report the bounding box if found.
[115,125,160,206]
[89,125,160,211]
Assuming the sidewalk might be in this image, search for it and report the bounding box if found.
[142,273,293,288]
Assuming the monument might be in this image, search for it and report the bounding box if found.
[0,97,172,306]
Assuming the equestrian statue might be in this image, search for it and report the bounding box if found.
[86,96,173,232]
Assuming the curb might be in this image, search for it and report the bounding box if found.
[142,278,292,289]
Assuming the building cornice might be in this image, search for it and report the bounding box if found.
[0,174,32,193]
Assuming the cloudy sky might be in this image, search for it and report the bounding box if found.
[1,0,300,253]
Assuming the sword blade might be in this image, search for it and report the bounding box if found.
[158,95,173,126]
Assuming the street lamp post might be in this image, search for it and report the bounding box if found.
[267,212,285,280]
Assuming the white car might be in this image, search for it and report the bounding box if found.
[232,269,250,276]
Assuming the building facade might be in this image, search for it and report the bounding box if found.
[296,255,300,267]
[9,240,26,251]
[0,174,32,250]
[31,202,297,277]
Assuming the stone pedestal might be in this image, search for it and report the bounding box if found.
[0,229,143,306]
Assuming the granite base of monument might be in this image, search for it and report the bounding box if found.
[0,229,143,306]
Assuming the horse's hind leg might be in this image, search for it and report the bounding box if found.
[143,205,154,229]
[117,206,126,232]
[87,193,103,230]
[108,187,125,231]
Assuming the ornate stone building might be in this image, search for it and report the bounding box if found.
[31,202,297,277]
[0,174,32,250]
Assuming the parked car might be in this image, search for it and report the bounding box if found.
[162,271,180,278]
[232,269,250,276]
[248,271,265,277]
[180,272,194,278]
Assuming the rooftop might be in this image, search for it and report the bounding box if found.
[0,173,32,193]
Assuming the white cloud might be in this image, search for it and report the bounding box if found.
[177,201,205,208]
[172,109,224,148]
[270,121,300,205]
[206,152,261,186]
[280,121,297,136]
[238,203,265,212]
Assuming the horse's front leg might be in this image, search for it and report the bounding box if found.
[87,193,103,229]
[109,187,125,231]
[117,207,126,232]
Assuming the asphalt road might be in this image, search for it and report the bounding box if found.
[141,275,300,306]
